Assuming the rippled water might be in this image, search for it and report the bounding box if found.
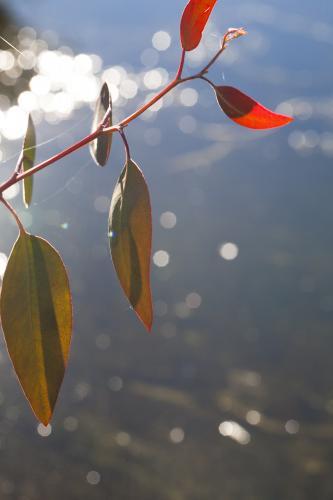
[0,1,333,499]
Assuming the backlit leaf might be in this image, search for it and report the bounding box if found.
[90,82,113,166]
[109,160,153,331]
[180,0,217,51]
[22,114,36,208]
[0,232,72,424]
[215,85,293,129]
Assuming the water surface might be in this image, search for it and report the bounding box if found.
[0,1,333,499]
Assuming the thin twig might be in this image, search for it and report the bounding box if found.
[0,41,227,196]
[119,128,131,164]
[176,49,186,80]
[0,196,25,234]
[200,47,225,75]
[104,77,183,132]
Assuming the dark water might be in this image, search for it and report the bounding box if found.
[0,1,333,499]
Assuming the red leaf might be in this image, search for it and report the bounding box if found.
[215,86,293,129]
[180,0,217,52]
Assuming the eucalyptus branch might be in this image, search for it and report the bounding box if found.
[0,47,222,194]
[0,129,102,194]
[175,49,186,80]
[200,46,225,75]
[0,0,294,426]
[14,151,24,175]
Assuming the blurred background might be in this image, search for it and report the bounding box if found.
[0,0,332,498]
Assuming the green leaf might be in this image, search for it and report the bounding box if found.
[90,82,113,167]
[22,114,36,208]
[108,160,153,331]
[0,233,72,424]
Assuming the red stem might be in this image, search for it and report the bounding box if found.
[111,77,182,130]
[175,49,186,80]
[0,196,25,233]
[0,77,185,195]
[0,45,223,196]
[0,129,102,193]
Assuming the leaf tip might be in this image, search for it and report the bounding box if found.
[267,112,294,129]
[283,115,294,125]
[143,314,153,333]
[133,299,153,333]
[39,414,52,427]
[22,387,53,427]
